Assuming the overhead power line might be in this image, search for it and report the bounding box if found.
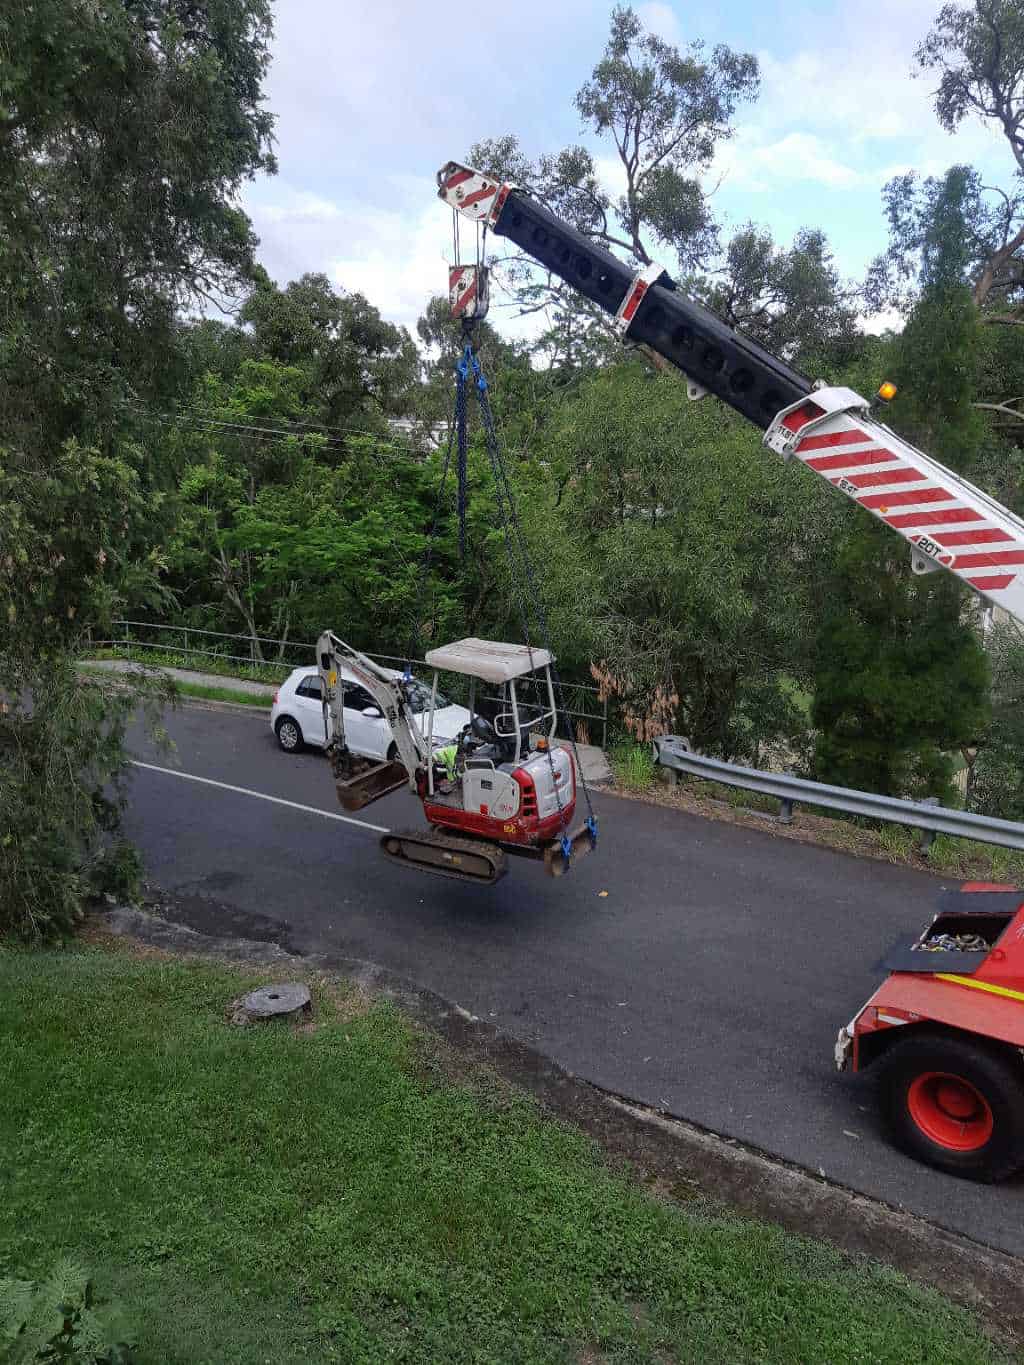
[129,405,436,456]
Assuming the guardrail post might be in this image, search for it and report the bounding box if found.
[778,798,794,826]
[918,796,941,853]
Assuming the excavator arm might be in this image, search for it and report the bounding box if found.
[316,631,430,811]
[438,161,1024,628]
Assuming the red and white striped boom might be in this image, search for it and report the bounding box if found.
[765,388,1024,622]
[438,159,1024,627]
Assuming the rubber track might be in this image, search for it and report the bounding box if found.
[380,828,508,885]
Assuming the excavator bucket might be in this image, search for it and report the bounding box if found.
[330,749,408,812]
[543,820,598,878]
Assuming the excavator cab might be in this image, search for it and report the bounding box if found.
[421,638,559,793]
[400,638,592,880]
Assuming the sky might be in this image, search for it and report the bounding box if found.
[240,0,1013,342]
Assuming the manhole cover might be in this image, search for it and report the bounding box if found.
[237,982,312,1021]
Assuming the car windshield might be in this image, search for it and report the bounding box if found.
[405,679,451,714]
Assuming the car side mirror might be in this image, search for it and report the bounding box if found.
[363,707,383,720]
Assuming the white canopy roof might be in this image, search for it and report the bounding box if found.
[424,638,554,685]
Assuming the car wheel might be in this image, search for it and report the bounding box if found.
[387,742,398,762]
[877,1031,1024,1182]
[275,717,303,754]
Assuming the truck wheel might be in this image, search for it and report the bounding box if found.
[877,1032,1024,1182]
[275,717,303,753]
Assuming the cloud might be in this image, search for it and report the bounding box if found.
[635,2,684,47]
[860,307,904,337]
[236,0,1018,348]
[244,178,452,332]
[713,129,870,194]
[244,177,546,348]
[751,4,1006,169]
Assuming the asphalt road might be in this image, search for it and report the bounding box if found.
[124,703,1024,1257]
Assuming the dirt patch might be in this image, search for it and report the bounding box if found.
[84,915,371,1035]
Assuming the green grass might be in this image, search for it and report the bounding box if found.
[79,664,272,708]
[86,644,293,686]
[165,680,270,707]
[609,740,656,789]
[0,947,1007,1365]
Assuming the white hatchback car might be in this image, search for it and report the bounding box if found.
[270,665,472,760]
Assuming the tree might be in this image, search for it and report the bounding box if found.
[970,622,1024,818]
[167,352,468,659]
[811,526,989,802]
[0,0,275,936]
[240,273,419,433]
[413,294,540,446]
[169,360,318,653]
[809,264,990,800]
[469,6,758,354]
[516,362,835,759]
[697,225,859,369]
[871,2,1024,324]
[867,165,1022,320]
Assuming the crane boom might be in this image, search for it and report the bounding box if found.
[438,161,1024,628]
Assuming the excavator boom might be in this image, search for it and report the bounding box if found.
[316,631,426,811]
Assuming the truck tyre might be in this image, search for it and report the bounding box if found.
[275,717,303,753]
[876,1031,1024,1182]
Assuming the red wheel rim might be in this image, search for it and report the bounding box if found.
[907,1071,994,1152]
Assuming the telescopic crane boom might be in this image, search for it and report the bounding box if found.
[438,161,1024,629]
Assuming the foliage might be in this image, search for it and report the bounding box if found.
[893,284,984,477]
[810,524,989,802]
[1,1260,133,1363]
[868,165,1019,318]
[166,353,457,657]
[0,439,174,940]
[811,227,989,801]
[470,5,759,360]
[573,5,758,270]
[698,225,859,368]
[239,272,419,430]
[970,623,1024,819]
[871,2,1024,321]
[609,739,656,789]
[519,362,835,759]
[0,0,273,936]
[0,948,1003,1364]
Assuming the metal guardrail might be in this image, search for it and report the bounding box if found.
[654,735,1024,854]
[87,620,609,747]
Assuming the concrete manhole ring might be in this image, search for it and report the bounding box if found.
[232,982,312,1024]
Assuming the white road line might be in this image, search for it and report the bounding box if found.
[129,760,390,834]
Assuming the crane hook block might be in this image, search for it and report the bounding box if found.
[437,161,514,227]
[449,264,489,322]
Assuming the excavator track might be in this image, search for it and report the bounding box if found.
[380,829,507,885]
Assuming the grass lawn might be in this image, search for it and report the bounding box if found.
[84,645,292,686]
[0,945,1007,1365]
[156,679,270,708]
[78,662,273,708]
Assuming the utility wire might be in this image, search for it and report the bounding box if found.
[129,406,437,456]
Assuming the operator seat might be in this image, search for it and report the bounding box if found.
[463,715,516,766]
